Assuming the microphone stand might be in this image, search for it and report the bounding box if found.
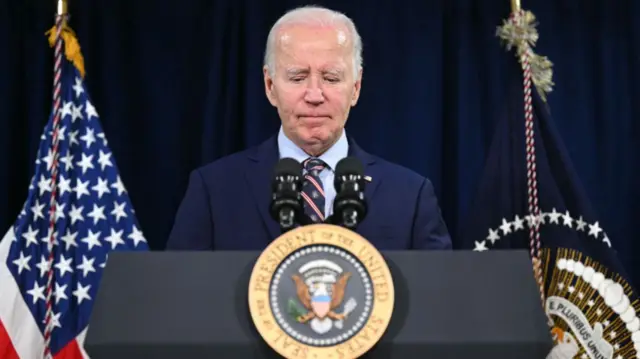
[278,208,297,233]
[324,209,359,230]
[276,208,315,234]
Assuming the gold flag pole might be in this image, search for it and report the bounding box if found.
[510,0,521,12]
[57,0,68,19]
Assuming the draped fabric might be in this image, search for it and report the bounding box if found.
[1,1,638,282]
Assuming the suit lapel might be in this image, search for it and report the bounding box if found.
[347,137,382,204]
[244,136,281,240]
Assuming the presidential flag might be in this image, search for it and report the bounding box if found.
[460,9,640,359]
[0,20,148,358]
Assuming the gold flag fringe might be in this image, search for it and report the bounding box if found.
[496,10,554,101]
[45,24,86,78]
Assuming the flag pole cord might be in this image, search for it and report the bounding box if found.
[499,2,555,326]
[43,1,68,357]
[513,8,546,318]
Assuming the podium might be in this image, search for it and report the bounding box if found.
[84,249,552,358]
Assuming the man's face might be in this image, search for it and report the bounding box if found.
[264,24,362,156]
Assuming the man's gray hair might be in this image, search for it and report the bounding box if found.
[263,6,363,78]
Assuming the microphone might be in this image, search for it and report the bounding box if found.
[269,158,306,233]
[330,157,367,229]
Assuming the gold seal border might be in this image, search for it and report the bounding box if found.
[248,224,395,359]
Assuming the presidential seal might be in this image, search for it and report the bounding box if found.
[248,224,394,359]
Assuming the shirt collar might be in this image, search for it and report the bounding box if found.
[277,126,348,171]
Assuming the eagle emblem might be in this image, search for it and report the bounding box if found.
[287,259,358,334]
[546,327,579,359]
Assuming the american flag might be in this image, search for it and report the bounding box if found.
[0,28,148,358]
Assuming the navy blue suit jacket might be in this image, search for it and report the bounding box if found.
[166,135,452,251]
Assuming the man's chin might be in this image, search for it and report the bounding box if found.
[299,136,335,156]
[301,134,329,146]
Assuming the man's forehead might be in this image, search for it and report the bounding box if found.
[277,24,350,48]
[273,24,353,74]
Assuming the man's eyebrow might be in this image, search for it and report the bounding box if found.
[284,68,344,77]
[322,69,344,76]
[285,68,308,76]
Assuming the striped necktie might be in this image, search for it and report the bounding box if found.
[302,157,327,223]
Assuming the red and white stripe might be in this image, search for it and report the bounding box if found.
[0,229,89,359]
[304,175,325,197]
[301,192,324,221]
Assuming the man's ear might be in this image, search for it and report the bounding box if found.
[263,66,277,107]
[351,67,363,106]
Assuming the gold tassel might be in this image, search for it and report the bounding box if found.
[496,10,554,101]
[45,24,86,78]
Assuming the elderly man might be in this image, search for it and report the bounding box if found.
[166,6,451,250]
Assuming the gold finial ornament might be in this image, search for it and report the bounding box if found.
[510,0,521,12]
[57,0,68,17]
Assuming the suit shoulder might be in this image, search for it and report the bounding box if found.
[372,155,431,185]
[190,147,255,180]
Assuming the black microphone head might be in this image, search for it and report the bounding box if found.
[335,157,364,177]
[270,158,305,229]
[332,157,367,229]
[274,157,303,178]
[334,157,364,190]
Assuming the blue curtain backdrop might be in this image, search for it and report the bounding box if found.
[1,1,638,280]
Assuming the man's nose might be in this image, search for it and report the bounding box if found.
[304,85,325,105]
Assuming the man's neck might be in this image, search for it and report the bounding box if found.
[277,127,349,171]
